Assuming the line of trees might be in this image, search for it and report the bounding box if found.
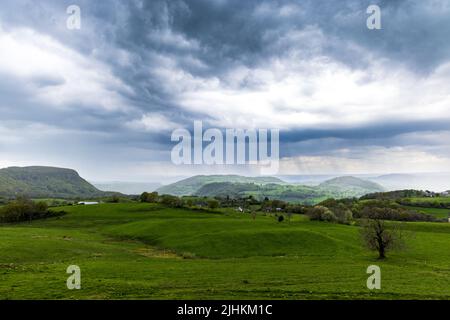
[140,192,220,210]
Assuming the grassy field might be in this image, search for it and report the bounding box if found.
[403,206,450,219]
[1,203,450,299]
[405,197,450,205]
[400,197,450,219]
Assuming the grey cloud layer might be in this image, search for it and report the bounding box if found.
[0,0,450,178]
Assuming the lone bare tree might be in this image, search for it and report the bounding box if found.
[361,219,405,259]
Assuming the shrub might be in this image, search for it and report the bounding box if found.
[321,209,337,222]
[184,198,194,207]
[329,203,353,224]
[160,194,183,208]
[109,195,120,203]
[306,206,336,222]
[207,199,219,210]
[147,192,159,203]
[0,197,64,223]
[140,192,149,202]
[140,192,159,203]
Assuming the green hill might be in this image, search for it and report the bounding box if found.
[319,176,384,190]
[157,175,285,196]
[0,166,107,199]
[318,176,385,197]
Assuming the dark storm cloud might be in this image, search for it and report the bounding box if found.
[0,0,449,177]
[281,120,450,158]
[5,1,445,110]
[103,0,450,74]
[282,119,450,143]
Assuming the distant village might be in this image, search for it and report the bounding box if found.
[424,190,450,197]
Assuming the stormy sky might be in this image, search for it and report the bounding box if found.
[0,0,450,181]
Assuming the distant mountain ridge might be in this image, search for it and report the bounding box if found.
[158,174,385,204]
[157,175,285,196]
[319,176,384,191]
[0,166,108,199]
[0,167,388,202]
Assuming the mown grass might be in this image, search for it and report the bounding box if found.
[403,206,450,219]
[405,197,450,206]
[0,203,449,299]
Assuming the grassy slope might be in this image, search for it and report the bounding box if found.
[406,197,450,204]
[399,197,450,219]
[1,203,449,299]
[402,206,450,219]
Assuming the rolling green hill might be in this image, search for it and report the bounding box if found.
[317,176,385,198]
[319,176,384,192]
[0,166,107,199]
[1,203,449,299]
[157,175,285,196]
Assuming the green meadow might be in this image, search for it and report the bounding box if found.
[405,197,450,206]
[403,206,450,219]
[1,203,449,299]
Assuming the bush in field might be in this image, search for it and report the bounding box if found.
[316,199,355,224]
[278,215,284,222]
[0,197,64,223]
[306,206,336,222]
[342,209,353,223]
[330,203,353,224]
[321,208,337,222]
[160,194,183,208]
[140,192,149,202]
[109,195,120,203]
[207,199,219,210]
[147,192,159,203]
[140,192,159,203]
[184,198,194,207]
